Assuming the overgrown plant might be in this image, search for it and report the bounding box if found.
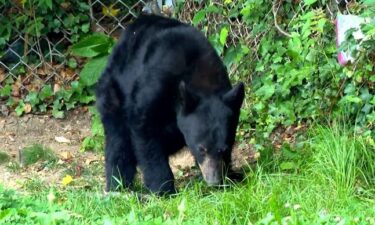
[188,0,374,149]
[309,124,375,199]
[0,0,92,117]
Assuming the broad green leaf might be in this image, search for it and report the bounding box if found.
[79,55,108,86]
[344,83,356,94]
[304,0,317,6]
[71,34,114,58]
[288,37,302,56]
[68,58,78,69]
[240,4,251,17]
[25,92,39,106]
[39,85,53,100]
[255,81,275,100]
[219,27,229,46]
[205,5,221,13]
[370,96,375,105]
[361,103,372,114]
[43,0,52,9]
[280,162,298,171]
[79,95,95,104]
[39,104,47,112]
[343,95,362,104]
[52,109,64,119]
[0,84,11,97]
[192,10,206,26]
[363,0,375,5]
[316,18,327,33]
[81,23,90,33]
[15,100,25,116]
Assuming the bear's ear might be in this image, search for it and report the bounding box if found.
[223,82,245,110]
[179,81,200,114]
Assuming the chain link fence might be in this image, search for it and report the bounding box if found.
[0,0,253,103]
[178,1,253,48]
[0,0,155,100]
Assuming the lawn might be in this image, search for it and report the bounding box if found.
[1,125,374,225]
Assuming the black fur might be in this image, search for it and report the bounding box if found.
[96,15,245,195]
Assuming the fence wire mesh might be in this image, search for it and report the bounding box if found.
[0,0,252,103]
[178,1,254,48]
[0,0,150,100]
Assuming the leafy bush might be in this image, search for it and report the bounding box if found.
[76,1,375,151]
[0,0,90,48]
[188,0,375,149]
[0,0,92,118]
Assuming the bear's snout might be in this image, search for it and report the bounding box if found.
[198,156,224,186]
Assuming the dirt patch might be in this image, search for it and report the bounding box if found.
[0,109,91,156]
[0,110,255,190]
[0,109,94,189]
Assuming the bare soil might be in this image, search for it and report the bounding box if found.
[0,109,255,190]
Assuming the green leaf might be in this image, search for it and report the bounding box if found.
[192,10,206,26]
[288,37,302,56]
[255,81,275,100]
[79,55,108,86]
[43,0,52,9]
[219,27,229,46]
[15,100,25,116]
[316,18,327,33]
[68,58,78,69]
[205,5,221,13]
[280,162,298,171]
[79,95,95,104]
[25,92,39,106]
[370,96,375,105]
[342,95,362,104]
[0,84,11,97]
[27,18,45,37]
[240,4,251,17]
[38,104,47,112]
[303,0,317,6]
[39,85,53,100]
[71,81,82,92]
[52,109,64,119]
[65,102,76,110]
[71,34,114,58]
[363,0,375,5]
[81,23,90,33]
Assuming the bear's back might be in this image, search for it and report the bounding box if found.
[114,15,231,96]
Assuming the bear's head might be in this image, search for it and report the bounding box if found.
[177,82,245,185]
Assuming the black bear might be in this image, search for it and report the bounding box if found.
[96,14,245,195]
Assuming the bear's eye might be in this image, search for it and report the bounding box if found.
[198,145,207,154]
[218,147,228,153]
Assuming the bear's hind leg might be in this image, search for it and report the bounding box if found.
[104,125,137,191]
[97,78,137,191]
[99,107,137,191]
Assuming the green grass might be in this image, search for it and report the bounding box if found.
[1,125,374,224]
[19,144,57,167]
[0,151,10,165]
[309,124,375,200]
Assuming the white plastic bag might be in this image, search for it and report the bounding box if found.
[336,14,366,65]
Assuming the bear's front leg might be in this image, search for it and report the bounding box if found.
[132,132,176,195]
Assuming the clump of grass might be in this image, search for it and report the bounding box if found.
[0,151,10,165]
[6,161,21,172]
[23,177,46,192]
[19,144,57,167]
[309,124,375,199]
